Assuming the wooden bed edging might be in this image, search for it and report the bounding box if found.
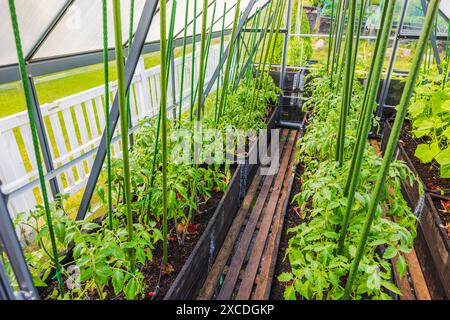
[381,121,450,300]
[164,111,278,300]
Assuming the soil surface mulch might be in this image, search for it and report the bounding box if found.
[400,122,450,191]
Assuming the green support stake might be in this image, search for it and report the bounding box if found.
[178,0,190,122]
[102,0,113,231]
[338,0,396,254]
[214,3,227,122]
[345,0,389,196]
[248,0,278,116]
[268,0,287,68]
[336,0,357,166]
[8,0,64,294]
[159,0,169,265]
[145,0,177,225]
[326,0,336,72]
[217,0,242,120]
[343,0,441,299]
[196,0,209,121]
[112,0,135,272]
[190,0,198,121]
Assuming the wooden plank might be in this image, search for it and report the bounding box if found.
[403,250,431,300]
[253,134,300,300]
[236,130,299,300]
[419,196,450,299]
[197,169,263,300]
[217,130,296,300]
[392,254,415,300]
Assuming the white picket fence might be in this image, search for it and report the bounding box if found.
[0,44,222,218]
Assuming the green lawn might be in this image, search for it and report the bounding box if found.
[0,44,200,119]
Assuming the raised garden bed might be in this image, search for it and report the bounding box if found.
[382,121,450,300]
[164,111,278,299]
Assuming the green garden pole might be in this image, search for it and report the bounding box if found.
[102,0,114,231]
[336,0,357,166]
[343,0,441,299]
[247,8,262,69]
[112,0,135,272]
[443,19,450,87]
[217,0,242,120]
[338,0,396,254]
[159,0,169,265]
[330,0,344,87]
[145,0,177,225]
[190,0,198,121]
[326,0,336,72]
[249,0,282,116]
[352,0,388,150]
[332,0,347,85]
[268,0,287,68]
[8,0,64,294]
[193,1,217,116]
[348,0,367,93]
[178,0,190,121]
[214,3,227,122]
[196,0,210,121]
[237,9,258,82]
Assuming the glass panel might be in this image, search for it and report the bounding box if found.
[0,0,69,66]
[33,0,145,60]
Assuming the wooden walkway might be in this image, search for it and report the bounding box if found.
[198,129,300,300]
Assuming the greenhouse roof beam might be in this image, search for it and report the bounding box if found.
[24,0,76,62]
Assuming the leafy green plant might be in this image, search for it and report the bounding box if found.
[278,71,418,300]
[407,76,450,178]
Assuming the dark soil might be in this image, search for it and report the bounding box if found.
[41,165,236,300]
[432,196,450,240]
[270,165,304,300]
[400,122,450,191]
[140,187,226,300]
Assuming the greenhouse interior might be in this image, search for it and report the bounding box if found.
[0,0,449,303]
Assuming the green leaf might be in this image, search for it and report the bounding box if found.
[442,126,450,140]
[112,270,125,295]
[54,222,66,243]
[33,276,48,287]
[397,255,407,279]
[283,284,296,300]
[82,223,101,231]
[125,278,138,300]
[95,264,112,282]
[415,143,441,164]
[440,163,450,179]
[278,272,293,282]
[383,246,398,260]
[435,147,450,165]
[381,281,402,295]
[367,272,381,291]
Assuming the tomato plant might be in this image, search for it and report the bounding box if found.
[407,75,450,178]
